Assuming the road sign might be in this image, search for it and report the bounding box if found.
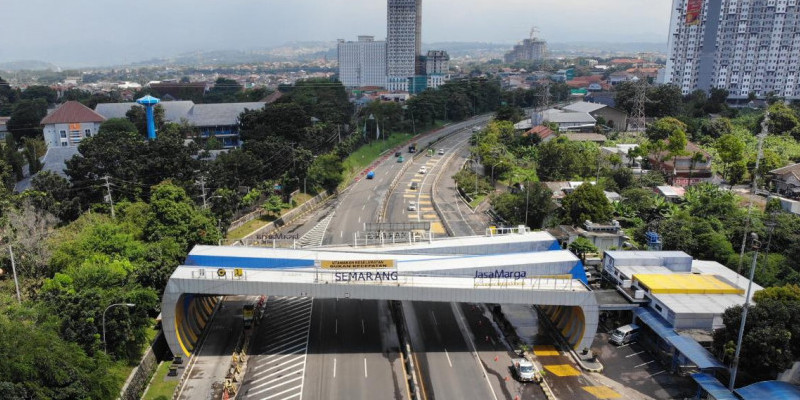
[320,259,396,269]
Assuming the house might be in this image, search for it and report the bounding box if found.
[769,163,800,198]
[608,71,635,86]
[562,133,607,144]
[41,101,106,148]
[541,108,596,132]
[601,143,642,171]
[648,141,713,186]
[543,181,619,202]
[563,101,628,131]
[548,220,628,252]
[769,195,800,215]
[95,100,266,148]
[654,185,686,202]
[524,125,555,143]
[149,81,209,101]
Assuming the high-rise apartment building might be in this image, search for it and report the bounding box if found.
[387,0,422,91]
[663,0,800,100]
[425,50,450,89]
[337,36,387,88]
[504,38,548,64]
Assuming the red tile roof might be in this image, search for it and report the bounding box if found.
[524,125,555,140]
[41,101,106,125]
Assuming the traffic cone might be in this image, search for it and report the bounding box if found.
[494,356,498,362]
[504,376,509,381]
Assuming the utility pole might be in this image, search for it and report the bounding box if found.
[736,111,769,277]
[8,245,20,304]
[729,233,761,391]
[628,79,648,132]
[198,176,208,209]
[103,175,115,219]
[525,181,530,227]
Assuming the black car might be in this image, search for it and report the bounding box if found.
[410,182,418,190]
[395,151,402,157]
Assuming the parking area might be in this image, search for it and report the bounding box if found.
[592,332,696,399]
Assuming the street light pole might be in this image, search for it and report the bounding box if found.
[729,233,761,391]
[525,181,530,227]
[103,303,135,353]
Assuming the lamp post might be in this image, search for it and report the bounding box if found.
[103,303,135,353]
[728,233,761,391]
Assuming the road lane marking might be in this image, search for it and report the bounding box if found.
[616,342,636,348]
[533,345,560,356]
[333,358,337,378]
[364,358,368,378]
[634,360,656,368]
[335,318,338,335]
[264,336,308,353]
[544,364,581,376]
[260,384,304,399]
[626,351,646,358]
[262,347,305,362]
[444,348,452,367]
[340,230,343,238]
[430,310,438,326]
[361,319,365,334]
[249,375,303,393]
[358,216,361,223]
[648,370,666,377]
[253,356,304,375]
[451,302,498,400]
[582,386,622,399]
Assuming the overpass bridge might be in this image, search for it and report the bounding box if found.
[162,231,600,358]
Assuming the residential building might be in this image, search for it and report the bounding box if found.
[337,36,387,88]
[41,101,106,148]
[504,37,548,64]
[654,185,687,202]
[524,125,555,143]
[601,143,642,171]
[648,141,712,186]
[769,162,800,198]
[95,101,265,148]
[387,0,422,91]
[563,101,628,131]
[662,0,800,100]
[425,50,450,89]
[149,81,210,101]
[608,71,635,86]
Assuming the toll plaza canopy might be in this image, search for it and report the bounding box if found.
[161,231,599,357]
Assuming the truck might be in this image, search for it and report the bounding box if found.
[512,358,541,383]
[243,304,255,329]
[408,142,417,153]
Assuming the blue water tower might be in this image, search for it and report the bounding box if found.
[136,95,160,140]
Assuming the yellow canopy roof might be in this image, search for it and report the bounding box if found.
[633,274,744,295]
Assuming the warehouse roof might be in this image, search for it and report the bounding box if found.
[633,274,744,295]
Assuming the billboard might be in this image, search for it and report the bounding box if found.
[686,0,703,25]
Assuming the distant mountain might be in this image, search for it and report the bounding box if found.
[0,60,60,72]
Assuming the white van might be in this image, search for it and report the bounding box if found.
[609,323,640,345]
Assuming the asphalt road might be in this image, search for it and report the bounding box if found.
[177,296,253,400]
[302,298,408,400]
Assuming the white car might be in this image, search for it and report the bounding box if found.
[418,166,427,174]
[438,148,445,155]
[407,201,417,211]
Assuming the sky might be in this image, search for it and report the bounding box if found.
[1,0,673,67]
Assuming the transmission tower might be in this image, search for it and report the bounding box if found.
[628,79,648,132]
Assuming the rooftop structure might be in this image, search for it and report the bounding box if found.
[769,162,800,199]
[40,101,106,149]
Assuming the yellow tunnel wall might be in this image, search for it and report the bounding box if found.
[174,294,221,357]
[539,305,586,350]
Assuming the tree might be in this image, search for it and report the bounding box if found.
[307,153,344,193]
[125,104,165,138]
[491,182,555,228]
[569,237,598,263]
[7,98,48,141]
[143,182,222,251]
[767,102,799,135]
[204,77,243,103]
[666,128,688,184]
[27,170,82,222]
[262,194,284,218]
[98,117,137,135]
[646,117,687,142]
[2,200,57,278]
[560,183,613,226]
[20,85,58,105]
[494,104,525,123]
[715,133,745,186]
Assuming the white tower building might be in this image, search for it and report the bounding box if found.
[337,36,387,88]
[387,0,422,92]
